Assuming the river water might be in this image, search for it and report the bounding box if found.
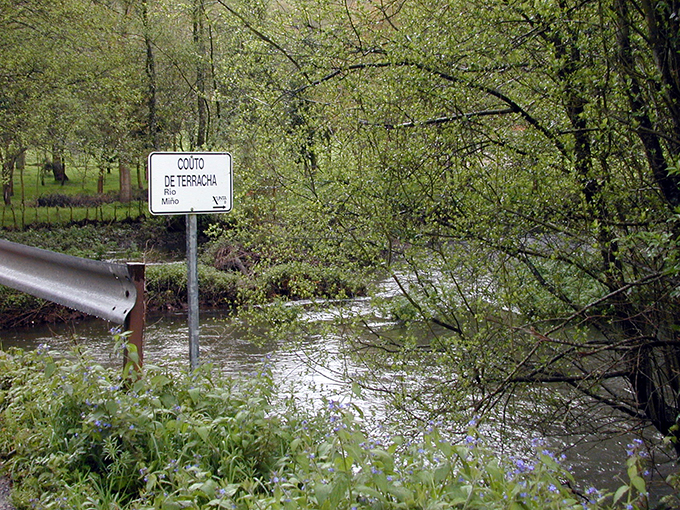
[0,288,676,504]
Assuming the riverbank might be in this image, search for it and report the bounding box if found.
[0,348,650,510]
[0,220,368,329]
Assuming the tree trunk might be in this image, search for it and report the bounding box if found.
[616,0,680,208]
[119,159,132,203]
[193,0,208,147]
[2,158,12,206]
[97,166,105,194]
[51,146,68,184]
[142,0,159,151]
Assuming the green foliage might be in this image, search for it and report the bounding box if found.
[1,0,680,494]
[256,261,366,301]
[0,347,651,510]
[145,259,365,311]
[0,346,284,509]
[0,223,152,260]
[145,263,243,311]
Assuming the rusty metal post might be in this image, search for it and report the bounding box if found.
[124,263,146,371]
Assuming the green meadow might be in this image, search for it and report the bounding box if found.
[1,152,147,229]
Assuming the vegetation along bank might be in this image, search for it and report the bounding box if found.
[3,0,680,506]
[0,220,367,329]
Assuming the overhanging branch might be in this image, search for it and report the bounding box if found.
[289,60,567,156]
[215,0,310,82]
[360,108,516,129]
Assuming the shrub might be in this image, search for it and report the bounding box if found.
[0,345,653,510]
[35,193,113,208]
[257,262,367,301]
[145,263,243,311]
[0,345,285,509]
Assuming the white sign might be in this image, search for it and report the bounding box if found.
[148,152,233,215]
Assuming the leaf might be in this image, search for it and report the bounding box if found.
[44,361,57,378]
[188,387,201,404]
[612,485,628,504]
[105,400,118,415]
[433,464,450,483]
[195,425,210,442]
[315,481,333,505]
[387,484,413,502]
[329,476,349,509]
[630,474,646,494]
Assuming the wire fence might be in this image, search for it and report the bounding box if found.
[1,201,149,229]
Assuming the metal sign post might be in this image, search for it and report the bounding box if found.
[186,214,200,370]
[148,152,233,370]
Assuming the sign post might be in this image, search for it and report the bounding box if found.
[148,152,233,370]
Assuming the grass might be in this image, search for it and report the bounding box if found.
[2,151,148,229]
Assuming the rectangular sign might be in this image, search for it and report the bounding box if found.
[148,152,233,215]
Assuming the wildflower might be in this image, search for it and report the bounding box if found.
[513,458,534,474]
[531,437,545,448]
[371,466,383,475]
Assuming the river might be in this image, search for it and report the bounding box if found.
[0,289,676,505]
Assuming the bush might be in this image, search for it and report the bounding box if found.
[0,345,655,510]
[0,345,284,509]
[257,262,367,301]
[35,193,112,208]
[145,261,366,311]
[145,263,243,311]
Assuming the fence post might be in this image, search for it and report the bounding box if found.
[124,263,146,371]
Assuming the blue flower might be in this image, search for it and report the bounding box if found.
[513,458,534,473]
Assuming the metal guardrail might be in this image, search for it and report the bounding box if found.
[0,239,145,367]
[0,239,136,323]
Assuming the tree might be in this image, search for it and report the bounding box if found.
[238,0,680,454]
